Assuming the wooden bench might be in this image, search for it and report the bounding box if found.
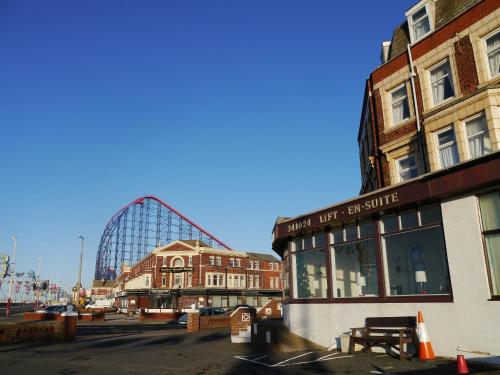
[348,316,419,360]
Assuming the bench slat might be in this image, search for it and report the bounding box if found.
[365,316,416,328]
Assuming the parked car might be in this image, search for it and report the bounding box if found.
[85,299,114,309]
[35,304,76,314]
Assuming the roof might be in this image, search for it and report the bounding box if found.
[246,252,280,262]
[178,240,210,247]
[386,0,483,61]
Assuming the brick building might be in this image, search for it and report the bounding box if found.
[272,0,500,363]
[114,240,282,313]
[358,0,499,194]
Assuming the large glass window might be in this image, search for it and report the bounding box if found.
[391,85,410,125]
[382,206,451,296]
[479,191,500,296]
[436,127,459,168]
[292,233,328,299]
[430,59,455,105]
[465,112,491,159]
[485,30,500,78]
[331,221,378,298]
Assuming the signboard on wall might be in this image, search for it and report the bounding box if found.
[160,267,193,273]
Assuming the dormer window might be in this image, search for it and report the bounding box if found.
[406,2,433,43]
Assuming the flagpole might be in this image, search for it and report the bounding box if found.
[6,236,17,317]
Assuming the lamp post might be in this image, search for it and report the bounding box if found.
[76,236,84,306]
[35,257,42,307]
[6,236,17,317]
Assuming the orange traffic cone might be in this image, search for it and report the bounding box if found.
[417,311,436,360]
[457,355,470,374]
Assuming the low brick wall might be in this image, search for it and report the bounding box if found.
[200,315,230,329]
[230,307,257,343]
[139,311,182,321]
[78,311,105,322]
[24,312,64,321]
[187,313,230,332]
[0,320,66,345]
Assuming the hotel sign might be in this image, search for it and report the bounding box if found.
[280,182,430,237]
[160,267,193,273]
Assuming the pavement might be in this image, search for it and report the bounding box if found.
[0,313,499,375]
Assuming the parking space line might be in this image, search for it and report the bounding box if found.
[234,355,272,367]
[271,351,314,366]
[277,354,353,367]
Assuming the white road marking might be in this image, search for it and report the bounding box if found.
[276,355,354,367]
[370,371,397,375]
[233,355,272,367]
[271,351,314,366]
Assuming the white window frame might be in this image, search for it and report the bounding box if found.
[406,2,433,44]
[161,273,166,287]
[270,262,274,271]
[216,256,222,266]
[435,126,460,168]
[429,59,455,106]
[249,275,254,288]
[145,275,150,287]
[162,256,167,266]
[235,258,241,268]
[396,153,419,182]
[255,275,260,288]
[254,261,259,270]
[463,112,491,159]
[229,258,235,267]
[208,256,215,266]
[205,272,225,288]
[173,273,183,288]
[390,83,410,126]
[270,277,274,289]
[483,28,500,79]
[188,256,192,266]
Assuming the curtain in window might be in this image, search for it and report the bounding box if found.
[412,8,430,40]
[487,32,500,77]
[466,114,491,158]
[391,87,409,124]
[439,145,458,168]
[431,62,454,104]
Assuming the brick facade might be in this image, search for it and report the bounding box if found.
[454,35,479,95]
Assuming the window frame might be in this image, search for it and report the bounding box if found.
[429,58,456,106]
[396,153,419,182]
[389,83,411,126]
[483,28,500,80]
[435,126,460,168]
[463,112,491,160]
[407,2,433,44]
[477,191,500,300]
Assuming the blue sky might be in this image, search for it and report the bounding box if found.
[0,0,416,293]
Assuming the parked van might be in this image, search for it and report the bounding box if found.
[85,299,114,309]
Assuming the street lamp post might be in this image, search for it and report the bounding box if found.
[6,236,17,317]
[76,236,84,306]
[35,257,42,307]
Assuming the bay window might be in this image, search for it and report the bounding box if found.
[381,206,451,296]
[292,233,328,299]
[436,126,459,168]
[465,112,491,159]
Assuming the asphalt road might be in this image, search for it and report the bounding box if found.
[0,314,499,375]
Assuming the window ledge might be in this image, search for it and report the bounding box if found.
[384,118,415,134]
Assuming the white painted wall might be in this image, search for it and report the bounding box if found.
[284,195,500,364]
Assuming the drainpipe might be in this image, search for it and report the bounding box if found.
[367,81,383,189]
[407,44,428,173]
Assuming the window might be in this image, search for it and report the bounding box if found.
[249,275,254,288]
[391,84,410,125]
[292,233,328,299]
[479,191,500,296]
[331,221,378,298]
[229,258,235,267]
[187,273,192,287]
[161,274,166,287]
[465,112,491,159]
[270,262,274,271]
[162,257,167,266]
[270,277,274,289]
[381,206,451,296]
[216,256,222,266]
[396,154,418,182]
[173,258,183,267]
[408,4,431,43]
[188,256,192,266]
[208,256,215,266]
[235,258,241,268]
[430,59,455,105]
[255,275,260,288]
[436,127,459,168]
[145,276,150,287]
[206,272,225,287]
[254,261,259,270]
[485,30,500,78]
[173,273,183,288]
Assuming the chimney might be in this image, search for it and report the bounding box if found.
[380,41,391,64]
